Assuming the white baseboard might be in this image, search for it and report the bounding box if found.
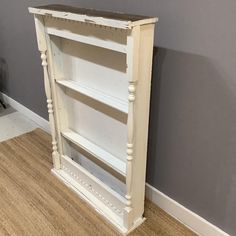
[1,93,50,133]
[1,93,229,236]
[145,184,230,236]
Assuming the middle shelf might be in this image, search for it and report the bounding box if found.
[56,79,128,114]
[61,129,127,177]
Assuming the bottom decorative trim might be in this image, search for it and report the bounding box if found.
[61,163,123,216]
[52,168,145,235]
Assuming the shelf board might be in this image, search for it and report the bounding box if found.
[56,79,128,114]
[61,130,126,177]
[46,27,127,53]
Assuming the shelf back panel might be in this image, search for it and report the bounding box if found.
[63,91,127,162]
[45,18,128,53]
[50,36,128,102]
[63,139,126,197]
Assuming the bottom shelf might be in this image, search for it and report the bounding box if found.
[61,129,126,177]
[52,155,144,235]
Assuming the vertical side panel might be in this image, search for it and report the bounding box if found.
[34,15,60,169]
[45,33,67,161]
[125,26,141,228]
[48,36,69,133]
[131,23,155,221]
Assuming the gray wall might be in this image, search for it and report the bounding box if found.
[0,1,235,235]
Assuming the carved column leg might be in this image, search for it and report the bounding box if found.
[124,82,136,228]
[41,51,60,169]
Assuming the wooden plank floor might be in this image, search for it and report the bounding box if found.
[0,129,196,236]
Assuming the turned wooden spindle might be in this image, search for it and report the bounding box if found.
[124,82,136,228]
[41,51,60,169]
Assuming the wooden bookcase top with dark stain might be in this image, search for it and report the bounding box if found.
[34,4,156,22]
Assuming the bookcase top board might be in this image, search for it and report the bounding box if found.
[28,4,158,29]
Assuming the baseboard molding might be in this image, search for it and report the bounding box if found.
[1,93,50,133]
[1,93,229,236]
[145,184,230,236]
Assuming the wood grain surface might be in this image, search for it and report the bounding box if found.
[36,4,152,22]
[0,129,196,236]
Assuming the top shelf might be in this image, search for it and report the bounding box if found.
[28,4,158,29]
[45,26,127,54]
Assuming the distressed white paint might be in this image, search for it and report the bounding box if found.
[62,130,126,176]
[56,80,128,113]
[29,5,156,234]
[55,37,129,103]
[28,7,157,29]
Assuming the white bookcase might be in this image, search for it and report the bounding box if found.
[29,5,157,235]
